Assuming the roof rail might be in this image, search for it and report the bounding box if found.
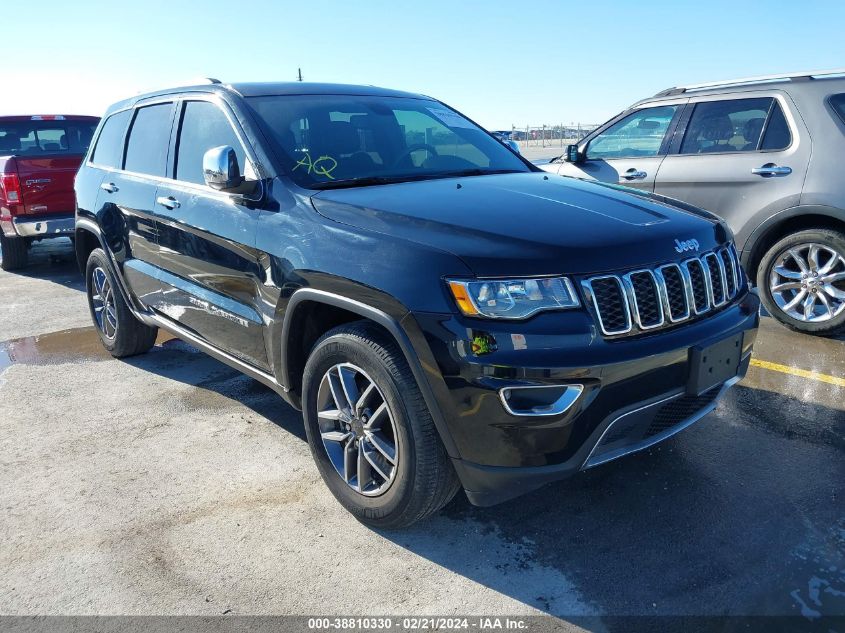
[653,67,845,97]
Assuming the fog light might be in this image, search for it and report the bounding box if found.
[499,384,583,417]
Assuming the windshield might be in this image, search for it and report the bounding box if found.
[246,95,530,188]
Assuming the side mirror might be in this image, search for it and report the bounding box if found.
[203,145,244,191]
[564,144,583,163]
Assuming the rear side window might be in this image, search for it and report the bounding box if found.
[679,98,792,154]
[586,106,678,160]
[680,98,772,154]
[124,103,174,176]
[829,93,845,125]
[0,120,98,157]
[90,110,131,168]
[175,101,246,185]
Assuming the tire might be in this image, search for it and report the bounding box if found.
[85,248,158,357]
[757,228,845,336]
[302,321,460,528]
[0,233,28,271]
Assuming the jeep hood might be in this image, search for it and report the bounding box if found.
[311,172,728,277]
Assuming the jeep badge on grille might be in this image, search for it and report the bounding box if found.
[674,238,700,253]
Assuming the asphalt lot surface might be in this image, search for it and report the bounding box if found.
[0,239,843,629]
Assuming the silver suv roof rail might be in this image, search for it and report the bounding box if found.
[654,68,845,97]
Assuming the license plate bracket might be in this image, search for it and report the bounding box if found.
[687,333,744,395]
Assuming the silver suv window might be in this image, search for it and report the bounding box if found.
[830,93,845,125]
[586,106,678,160]
[679,98,791,154]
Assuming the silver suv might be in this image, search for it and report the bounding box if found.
[541,68,845,336]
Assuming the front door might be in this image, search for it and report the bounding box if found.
[153,98,268,370]
[555,103,685,192]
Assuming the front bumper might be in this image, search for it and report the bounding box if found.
[411,290,760,506]
[1,213,74,238]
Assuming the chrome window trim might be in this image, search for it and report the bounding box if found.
[622,269,665,330]
[655,263,691,322]
[85,92,262,198]
[581,275,632,336]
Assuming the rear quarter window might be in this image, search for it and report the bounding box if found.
[830,93,845,126]
[90,110,131,168]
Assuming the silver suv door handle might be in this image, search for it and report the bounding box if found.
[751,164,792,177]
[621,168,647,180]
[100,182,119,193]
[156,196,181,209]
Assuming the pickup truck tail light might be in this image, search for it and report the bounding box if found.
[1,171,23,206]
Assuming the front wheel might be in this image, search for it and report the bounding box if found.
[85,248,158,357]
[302,322,460,528]
[758,228,845,336]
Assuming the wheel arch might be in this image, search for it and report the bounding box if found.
[742,205,845,284]
[278,287,460,458]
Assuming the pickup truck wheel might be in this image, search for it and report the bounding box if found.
[302,322,460,528]
[758,228,845,336]
[85,248,158,357]
[0,234,28,271]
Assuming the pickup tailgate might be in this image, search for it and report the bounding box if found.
[0,116,99,217]
[15,155,84,215]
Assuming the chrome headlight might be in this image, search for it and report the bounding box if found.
[447,276,580,319]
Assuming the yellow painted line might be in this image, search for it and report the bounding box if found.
[750,358,845,388]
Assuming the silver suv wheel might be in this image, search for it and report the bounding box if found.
[769,243,845,322]
[316,362,398,496]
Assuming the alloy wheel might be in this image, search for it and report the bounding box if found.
[316,363,399,496]
[769,243,845,322]
[91,266,118,339]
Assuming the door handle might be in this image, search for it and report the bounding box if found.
[621,168,647,180]
[100,182,119,193]
[156,196,181,209]
[751,164,792,177]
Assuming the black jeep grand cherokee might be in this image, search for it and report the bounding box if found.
[74,81,759,527]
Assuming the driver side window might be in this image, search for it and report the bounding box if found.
[586,106,678,160]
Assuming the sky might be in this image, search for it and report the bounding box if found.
[5,0,845,129]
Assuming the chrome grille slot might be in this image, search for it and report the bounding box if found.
[657,264,690,322]
[624,270,664,329]
[720,247,738,298]
[583,276,631,335]
[704,252,727,306]
[585,246,741,338]
[684,258,710,314]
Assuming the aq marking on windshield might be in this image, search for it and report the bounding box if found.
[293,152,338,179]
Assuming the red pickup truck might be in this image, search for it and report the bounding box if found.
[0,115,99,270]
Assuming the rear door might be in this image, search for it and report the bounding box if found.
[653,93,809,250]
[152,97,268,369]
[0,117,98,215]
[553,103,685,191]
[92,102,176,308]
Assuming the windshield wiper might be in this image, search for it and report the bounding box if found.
[311,174,434,190]
[310,169,525,190]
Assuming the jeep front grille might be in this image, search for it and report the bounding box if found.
[582,246,741,337]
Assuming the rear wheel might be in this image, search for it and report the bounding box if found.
[85,248,158,357]
[758,228,845,336]
[0,233,28,271]
[302,322,460,528]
